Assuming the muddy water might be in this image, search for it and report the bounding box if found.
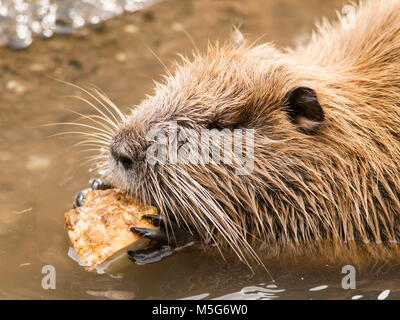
[1,0,399,300]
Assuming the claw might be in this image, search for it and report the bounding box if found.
[128,245,173,265]
[90,179,113,191]
[130,227,169,244]
[128,222,200,265]
[73,180,114,208]
[73,188,91,208]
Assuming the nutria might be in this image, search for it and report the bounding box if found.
[75,0,400,267]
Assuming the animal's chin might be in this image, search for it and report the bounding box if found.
[110,175,160,209]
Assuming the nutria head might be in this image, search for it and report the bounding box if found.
[105,33,333,264]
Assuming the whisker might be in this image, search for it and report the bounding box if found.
[65,95,119,130]
[80,87,123,126]
[72,141,109,149]
[66,109,116,135]
[52,78,120,129]
[87,85,127,122]
[74,148,108,155]
[42,122,113,137]
[49,131,111,143]
[71,87,122,128]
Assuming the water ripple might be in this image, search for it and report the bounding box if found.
[213,284,285,300]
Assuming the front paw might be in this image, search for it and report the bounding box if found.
[130,214,199,247]
[73,179,114,208]
[128,215,199,265]
[128,245,174,265]
[73,188,92,208]
[90,179,114,191]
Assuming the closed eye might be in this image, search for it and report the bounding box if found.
[207,120,242,130]
[206,121,244,130]
[207,112,248,130]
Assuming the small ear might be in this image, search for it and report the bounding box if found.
[285,86,324,132]
[230,27,245,47]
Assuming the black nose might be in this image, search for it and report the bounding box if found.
[120,156,133,170]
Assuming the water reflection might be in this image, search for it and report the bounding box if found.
[213,284,285,300]
[0,0,160,49]
[86,289,135,300]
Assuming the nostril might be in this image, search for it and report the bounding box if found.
[120,156,133,170]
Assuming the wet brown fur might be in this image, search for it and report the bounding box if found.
[99,0,400,267]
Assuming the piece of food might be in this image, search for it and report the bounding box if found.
[65,188,158,271]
